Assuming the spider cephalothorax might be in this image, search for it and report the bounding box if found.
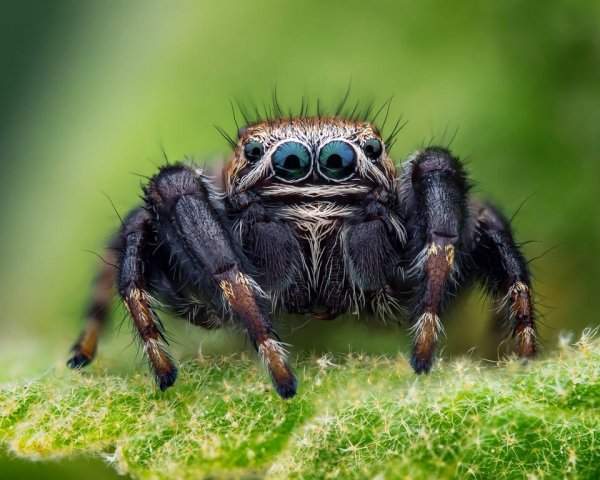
[67,113,536,399]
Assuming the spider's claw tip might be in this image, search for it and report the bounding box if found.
[67,352,92,369]
[274,374,298,399]
[157,367,178,391]
[410,354,433,374]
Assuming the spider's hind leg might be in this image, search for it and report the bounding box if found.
[470,201,536,358]
[67,229,123,368]
[402,147,470,373]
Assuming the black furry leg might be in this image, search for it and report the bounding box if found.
[471,201,536,357]
[145,165,297,398]
[403,148,469,373]
[117,208,177,391]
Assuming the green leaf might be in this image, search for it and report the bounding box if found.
[1,332,599,479]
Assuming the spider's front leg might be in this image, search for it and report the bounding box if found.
[145,165,297,398]
[402,147,469,373]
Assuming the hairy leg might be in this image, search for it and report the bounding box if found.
[117,208,178,390]
[471,201,536,357]
[401,147,470,373]
[145,165,297,398]
[67,208,151,368]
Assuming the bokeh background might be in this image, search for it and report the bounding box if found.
[1,0,599,476]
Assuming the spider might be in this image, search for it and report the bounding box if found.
[67,110,536,399]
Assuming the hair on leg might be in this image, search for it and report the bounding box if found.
[402,147,470,373]
[471,201,536,358]
[117,208,178,390]
[145,164,297,398]
[67,255,115,367]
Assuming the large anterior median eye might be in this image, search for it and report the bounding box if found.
[318,140,357,181]
[271,141,312,182]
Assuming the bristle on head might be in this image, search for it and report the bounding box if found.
[217,91,404,150]
[218,91,404,194]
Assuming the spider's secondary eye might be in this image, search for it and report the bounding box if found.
[243,141,264,162]
[363,138,382,159]
[271,141,312,182]
[318,141,357,181]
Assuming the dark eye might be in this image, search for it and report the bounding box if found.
[243,141,264,162]
[318,141,357,181]
[363,138,382,159]
[271,141,312,182]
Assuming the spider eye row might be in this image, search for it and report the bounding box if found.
[243,138,382,183]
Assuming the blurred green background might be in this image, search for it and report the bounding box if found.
[1,0,599,475]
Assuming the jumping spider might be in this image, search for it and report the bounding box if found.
[67,112,536,398]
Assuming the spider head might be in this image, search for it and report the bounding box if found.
[224,117,396,196]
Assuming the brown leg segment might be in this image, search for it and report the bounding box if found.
[122,287,177,389]
[508,281,536,357]
[145,165,296,397]
[410,240,457,372]
[216,267,295,395]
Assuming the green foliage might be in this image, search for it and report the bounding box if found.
[1,332,598,479]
